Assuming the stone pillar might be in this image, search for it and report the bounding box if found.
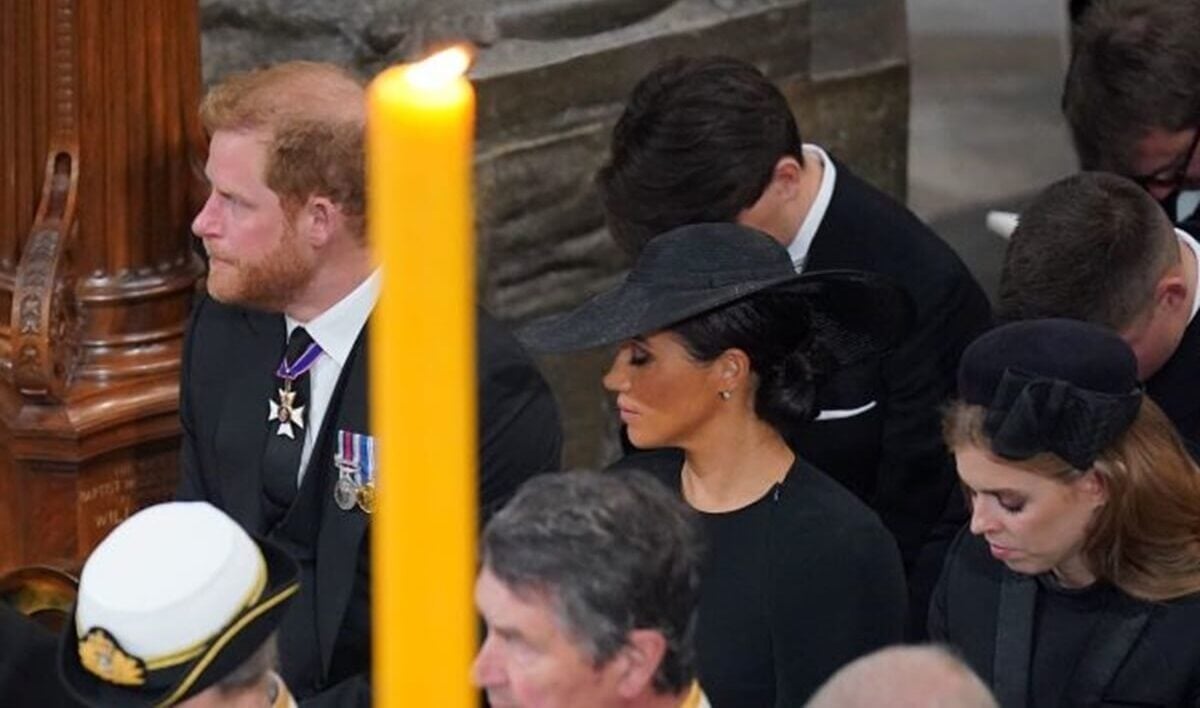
[801,0,909,197]
[0,0,205,570]
[199,0,910,469]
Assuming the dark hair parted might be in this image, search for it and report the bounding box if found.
[998,172,1178,330]
[671,290,823,434]
[597,56,804,255]
[481,470,703,695]
[1063,0,1200,172]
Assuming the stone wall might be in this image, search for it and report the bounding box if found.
[199,0,910,468]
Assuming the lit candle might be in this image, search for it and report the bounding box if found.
[368,46,476,706]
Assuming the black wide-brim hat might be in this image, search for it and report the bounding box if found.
[519,222,914,366]
[58,532,299,708]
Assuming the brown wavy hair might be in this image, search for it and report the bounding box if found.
[199,61,366,240]
[945,398,1200,601]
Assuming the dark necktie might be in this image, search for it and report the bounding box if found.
[262,326,320,528]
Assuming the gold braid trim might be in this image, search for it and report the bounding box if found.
[143,551,269,670]
[79,628,147,686]
[154,581,300,708]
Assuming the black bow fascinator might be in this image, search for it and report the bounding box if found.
[958,319,1143,469]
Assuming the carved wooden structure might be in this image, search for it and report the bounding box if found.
[0,0,205,571]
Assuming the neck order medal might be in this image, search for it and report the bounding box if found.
[268,337,322,439]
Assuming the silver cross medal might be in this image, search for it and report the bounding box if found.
[268,384,305,439]
[269,334,322,440]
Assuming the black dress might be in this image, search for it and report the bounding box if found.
[931,528,1200,707]
[614,449,907,706]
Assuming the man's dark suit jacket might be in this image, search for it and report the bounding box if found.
[1147,313,1200,449]
[1148,218,1200,451]
[790,158,993,570]
[178,296,562,707]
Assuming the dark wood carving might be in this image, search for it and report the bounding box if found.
[0,0,206,571]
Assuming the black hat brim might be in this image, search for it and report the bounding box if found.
[519,268,913,367]
[58,533,300,708]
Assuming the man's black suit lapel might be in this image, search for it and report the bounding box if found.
[314,326,370,675]
[214,311,286,533]
[804,159,871,272]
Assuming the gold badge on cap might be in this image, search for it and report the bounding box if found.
[79,627,147,686]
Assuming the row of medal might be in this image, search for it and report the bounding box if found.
[334,430,376,514]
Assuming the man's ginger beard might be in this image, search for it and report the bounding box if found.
[208,213,318,313]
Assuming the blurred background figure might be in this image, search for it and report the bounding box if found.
[805,645,997,708]
[1062,0,1200,224]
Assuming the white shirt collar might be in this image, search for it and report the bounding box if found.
[286,268,381,367]
[786,143,837,272]
[1175,228,1200,323]
[1175,190,1200,223]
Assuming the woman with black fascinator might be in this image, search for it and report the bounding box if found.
[932,318,1200,707]
[520,222,912,706]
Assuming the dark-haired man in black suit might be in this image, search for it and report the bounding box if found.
[597,56,993,636]
[998,172,1200,452]
[179,61,561,707]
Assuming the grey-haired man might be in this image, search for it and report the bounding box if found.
[472,471,708,708]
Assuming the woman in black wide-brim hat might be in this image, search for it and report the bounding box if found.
[932,318,1200,707]
[520,222,914,706]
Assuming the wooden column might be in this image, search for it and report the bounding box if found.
[0,0,205,571]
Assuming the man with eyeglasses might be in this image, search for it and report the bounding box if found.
[1122,127,1200,226]
[1062,0,1200,224]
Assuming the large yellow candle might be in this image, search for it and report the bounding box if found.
[368,46,476,706]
